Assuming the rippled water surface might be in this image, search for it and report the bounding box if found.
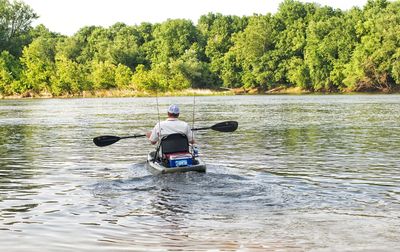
[1,95,400,251]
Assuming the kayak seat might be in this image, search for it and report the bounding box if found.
[160,133,190,155]
[158,133,191,167]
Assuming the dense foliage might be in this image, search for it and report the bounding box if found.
[1,0,400,96]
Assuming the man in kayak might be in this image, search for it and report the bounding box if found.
[146,104,195,145]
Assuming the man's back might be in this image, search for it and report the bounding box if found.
[147,104,195,145]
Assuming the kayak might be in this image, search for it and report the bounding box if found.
[145,151,206,175]
[93,121,237,174]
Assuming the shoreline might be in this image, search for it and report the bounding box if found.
[1,87,399,99]
[0,89,234,99]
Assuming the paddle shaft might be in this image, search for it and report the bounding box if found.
[93,121,238,147]
[192,126,211,131]
[102,127,209,142]
[120,134,146,139]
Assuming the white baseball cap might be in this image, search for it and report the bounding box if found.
[167,104,180,114]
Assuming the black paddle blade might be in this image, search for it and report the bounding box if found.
[211,121,238,132]
[93,135,121,147]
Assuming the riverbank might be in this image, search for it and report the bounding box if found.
[1,86,398,99]
[233,86,400,95]
[0,88,234,99]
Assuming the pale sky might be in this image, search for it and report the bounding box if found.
[23,0,369,36]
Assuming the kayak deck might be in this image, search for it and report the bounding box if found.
[146,151,206,175]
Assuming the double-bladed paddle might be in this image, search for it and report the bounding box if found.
[93,120,238,147]
[192,120,238,132]
[93,134,146,147]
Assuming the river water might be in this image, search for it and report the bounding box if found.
[0,95,399,251]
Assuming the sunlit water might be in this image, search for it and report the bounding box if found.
[1,95,399,251]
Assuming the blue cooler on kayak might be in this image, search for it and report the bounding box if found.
[167,153,193,167]
[159,133,192,168]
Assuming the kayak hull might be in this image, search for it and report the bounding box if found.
[146,151,206,175]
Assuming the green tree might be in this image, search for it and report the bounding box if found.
[86,27,113,62]
[20,36,56,94]
[2,0,399,95]
[343,0,400,91]
[179,45,215,88]
[273,0,318,89]
[0,0,38,56]
[305,11,358,91]
[89,60,116,90]
[131,61,191,92]
[286,57,308,89]
[151,19,199,63]
[51,54,86,95]
[108,23,146,70]
[197,13,247,86]
[131,64,161,91]
[115,63,132,89]
[0,50,21,94]
[66,26,99,63]
[220,52,243,88]
[225,14,277,89]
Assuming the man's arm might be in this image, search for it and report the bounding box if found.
[186,124,195,144]
[146,131,158,145]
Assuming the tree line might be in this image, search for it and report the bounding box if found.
[0,0,400,97]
